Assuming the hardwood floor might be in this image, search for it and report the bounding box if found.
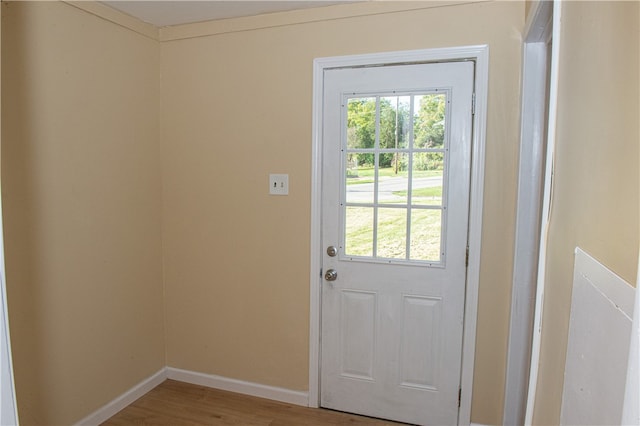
[102,380,406,425]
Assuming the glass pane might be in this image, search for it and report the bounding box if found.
[413,94,447,149]
[380,96,411,150]
[345,207,374,256]
[346,153,375,204]
[377,208,407,259]
[342,92,449,264]
[378,153,408,205]
[347,97,377,149]
[411,153,444,206]
[410,209,442,262]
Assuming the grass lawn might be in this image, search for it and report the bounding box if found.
[343,166,444,261]
[393,186,440,198]
[345,207,442,261]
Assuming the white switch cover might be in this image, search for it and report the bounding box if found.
[269,174,289,195]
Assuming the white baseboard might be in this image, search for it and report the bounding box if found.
[75,366,309,424]
[75,368,167,426]
[166,367,309,407]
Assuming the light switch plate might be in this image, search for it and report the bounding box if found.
[269,174,289,195]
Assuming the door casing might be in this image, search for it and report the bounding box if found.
[309,45,489,425]
[503,1,554,424]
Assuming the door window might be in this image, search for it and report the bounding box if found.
[342,92,449,265]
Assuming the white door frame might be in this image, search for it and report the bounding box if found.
[309,45,489,425]
[502,1,554,424]
[523,1,563,424]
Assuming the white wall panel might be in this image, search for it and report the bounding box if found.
[560,248,635,425]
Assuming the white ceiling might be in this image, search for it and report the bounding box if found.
[102,1,356,27]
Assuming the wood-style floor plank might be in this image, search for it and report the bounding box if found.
[101,380,406,425]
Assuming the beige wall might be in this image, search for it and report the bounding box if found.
[160,2,523,424]
[1,1,526,424]
[525,0,536,21]
[1,2,164,424]
[533,1,639,424]
[5,2,638,425]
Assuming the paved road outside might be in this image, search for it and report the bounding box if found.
[346,176,442,203]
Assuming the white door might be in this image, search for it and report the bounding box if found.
[320,61,474,426]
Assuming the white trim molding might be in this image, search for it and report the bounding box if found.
[75,367,309,425]
[166,367,309,407]
[75,368,167,426]
[503,1,553,425]
[525,1,563,424]
[309,45,489,425]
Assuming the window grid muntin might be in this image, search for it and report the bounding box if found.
[341,90,451,266]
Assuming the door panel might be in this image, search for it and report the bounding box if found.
[340,290,376,380]
[399,295,441,390]
[320,61,474,425]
